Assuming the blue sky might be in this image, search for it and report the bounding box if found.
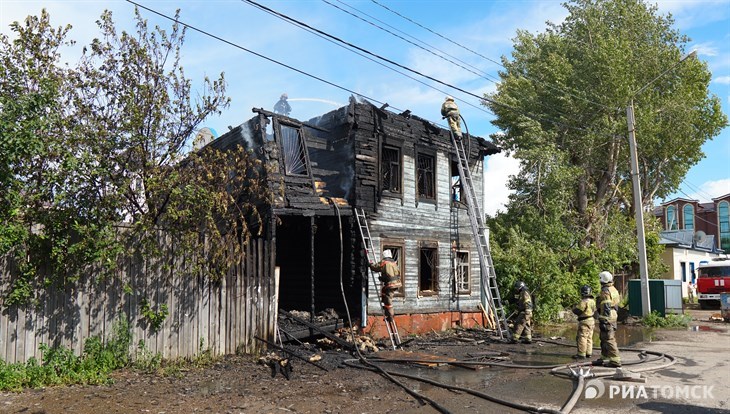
[1,0,728,215]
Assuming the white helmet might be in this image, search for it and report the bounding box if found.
[445,95,454,102]
[382,250,393,259]
[599,271,613,284]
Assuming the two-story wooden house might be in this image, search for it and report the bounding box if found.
[210,97,501,338]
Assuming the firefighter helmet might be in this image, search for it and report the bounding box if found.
[382,249,393,259]
[598,271,613,284]
[513,280,526,292]
[580,285,592,297]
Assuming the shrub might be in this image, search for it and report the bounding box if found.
[642,311,692,328]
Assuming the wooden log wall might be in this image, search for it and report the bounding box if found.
[349,103,490,317]
[0,237,276,364]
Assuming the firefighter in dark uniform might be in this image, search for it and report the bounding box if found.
[369,249,401,321]
[510,280,532,344]
[273,93,292,116]
[572,285,596,359]
[595,271,622,367]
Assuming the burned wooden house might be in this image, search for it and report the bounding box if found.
[210,97,500,339]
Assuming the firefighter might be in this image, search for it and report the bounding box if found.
[369,249,401,322]
[440,96,463,138]
[595,271,622,367]
[572,285,596,359]
[510,280,532,344]
[273,93,292,116]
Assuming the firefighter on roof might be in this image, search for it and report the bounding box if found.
[273,93,292,116]
[441,96,463,138]
[369,249,401,322]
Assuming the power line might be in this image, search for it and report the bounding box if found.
[239,0,497,120]
[242,0,600,137]
[322,0,584,126]
[324,0,500,84]
[125,2,390,109]
[369,0,614,112]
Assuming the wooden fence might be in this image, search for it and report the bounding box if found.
[0,238,277,364]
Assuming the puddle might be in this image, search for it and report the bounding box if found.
[689,325,725,332]
[536,324,654,347]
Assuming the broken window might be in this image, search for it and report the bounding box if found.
[381,146,401,193]
[419,244,439,295]
[450,161,463,203]
[382,244,405,296]
[454,251,470,294]
[279,124,309,176]
[417,153,436,200]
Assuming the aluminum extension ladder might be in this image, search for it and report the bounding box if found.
[355,208,401,349]
[449,131,511,340]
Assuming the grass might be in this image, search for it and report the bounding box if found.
[0,316,219,391]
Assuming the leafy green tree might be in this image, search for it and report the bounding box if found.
[1,9,273,305]
[485,0,724,319]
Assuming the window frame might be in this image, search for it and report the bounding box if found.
[683,204,694,231]
[275,120,311,177]
[719,201,730,251]
[418,241,439,296]
[416,151,437,202]
[666,205,678,230]
[454,250,471,295]
[381,144,402,195]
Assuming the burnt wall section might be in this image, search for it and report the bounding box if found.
[306,106,355,201]
[347,102,499,318]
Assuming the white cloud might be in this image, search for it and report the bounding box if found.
[715,75,730,85]
[700,179,730,200]
[692,42,720,57]
[482,152,520,216]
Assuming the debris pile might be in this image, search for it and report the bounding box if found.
[258,352,293,380]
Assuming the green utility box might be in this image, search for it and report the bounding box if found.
[627,279,683,317]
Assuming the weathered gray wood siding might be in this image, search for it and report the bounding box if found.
[349,104,487,316]
[0,237,276,364]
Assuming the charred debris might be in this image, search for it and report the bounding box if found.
[208,96,500,349]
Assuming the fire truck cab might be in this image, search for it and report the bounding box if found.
[697,258,730,309]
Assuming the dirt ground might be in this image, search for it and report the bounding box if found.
[1,308,728,414]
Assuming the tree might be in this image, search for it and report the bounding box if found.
[484,0,725,319]
[1,9,272,305]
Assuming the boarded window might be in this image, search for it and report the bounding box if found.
[455,251,470,294]
[417,153,435,200]
[419,246,438,294]
[382,146,401,193]
[280,124,308,175]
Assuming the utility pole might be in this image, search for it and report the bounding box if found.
[626,50,697,317]
[626,100,651,317]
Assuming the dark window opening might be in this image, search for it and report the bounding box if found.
[455,251,470,294]
[450,161,463,203]
[280,124,308,175]
[382,146,401,193]
[419,247,438,294]
[417,154,435,200]
[382,244,405,296]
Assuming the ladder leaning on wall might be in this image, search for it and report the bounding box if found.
[355,208,401,350]
[449,130,511,340]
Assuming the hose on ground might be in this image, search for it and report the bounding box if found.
[329,199,452,414]
[344,359,562,414]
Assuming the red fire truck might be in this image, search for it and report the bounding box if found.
[697,258,730,309]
